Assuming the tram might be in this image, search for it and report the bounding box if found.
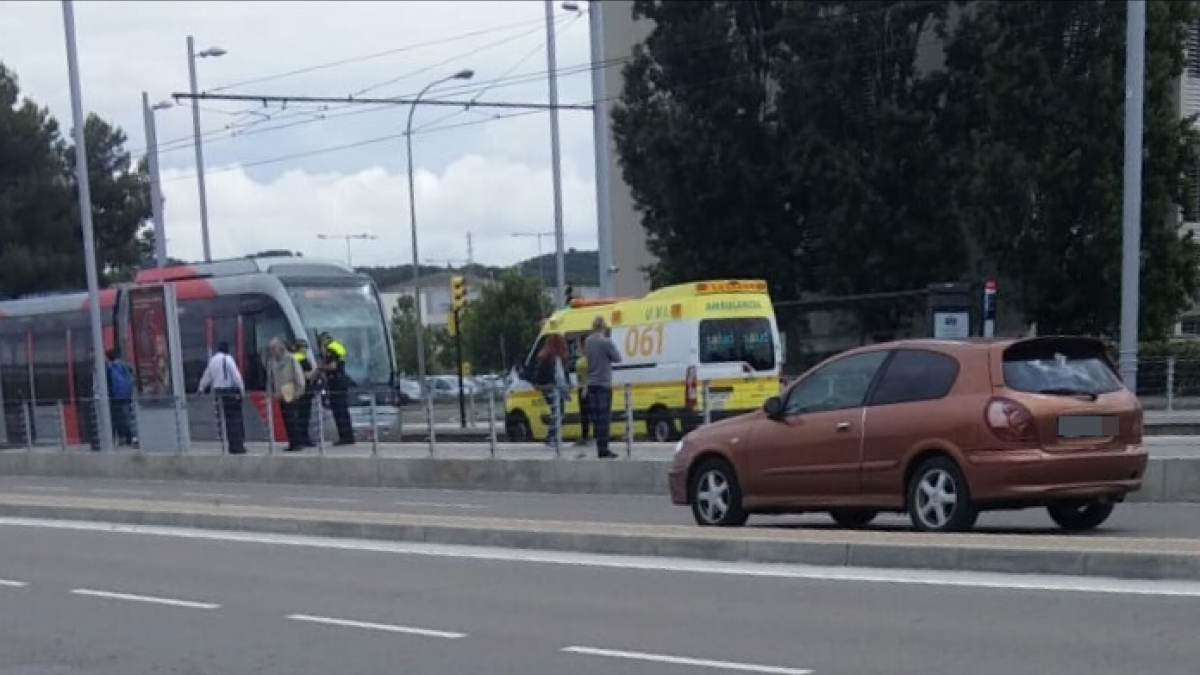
[0,256,396,446]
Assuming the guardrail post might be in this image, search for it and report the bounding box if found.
[23,401,33,452]
[316,402,326,457]
[425,391,437,457]
[1166,356,1176,412]
[624,383,634,459]
[175,395,186,455]
[266,396,277,456]
[468,390,477,429]
[702,380,712,426]
[369,396,379,457]
[215,395,228,455]
[57,400,68,452]
[487,387,498,458]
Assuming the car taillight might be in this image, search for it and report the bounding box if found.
[1132,412,1143,443]
[985,397,1038,444]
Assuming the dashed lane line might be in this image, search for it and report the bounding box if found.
[0,579,29,587]
[285,614,466,639]
[71,588,221,610]
[562,646,813,674]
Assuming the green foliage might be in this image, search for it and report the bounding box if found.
[0,62,152,298]
[461,271,552,373]
[939,0,1200,339]
[613,0,1200,337]
[389,295,442,376]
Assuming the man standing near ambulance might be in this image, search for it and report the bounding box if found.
[584,316,621,459]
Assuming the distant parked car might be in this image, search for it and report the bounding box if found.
[669,337,1147,533]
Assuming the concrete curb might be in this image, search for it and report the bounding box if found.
[1,451,1198,501]
[1,496,1198,582]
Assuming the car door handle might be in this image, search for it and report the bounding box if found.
[836,422,852,432]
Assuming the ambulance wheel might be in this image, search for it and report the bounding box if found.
[505,411,532,442]
[647,407,677,442]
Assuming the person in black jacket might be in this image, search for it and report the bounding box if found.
[290,338,315,448]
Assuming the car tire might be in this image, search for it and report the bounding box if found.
[829,509,878,529]
[689,459,748,527]
[648,408,677,443]
[505,411,532,442]
[1047,500,1115,531]
[906,456,978,533]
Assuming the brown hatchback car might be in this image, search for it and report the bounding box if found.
[669,336,1147,532]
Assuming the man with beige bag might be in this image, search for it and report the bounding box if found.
[267,337,308,452]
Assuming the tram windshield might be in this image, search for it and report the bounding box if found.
[285,281,393,387]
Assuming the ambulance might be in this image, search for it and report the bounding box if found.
[504,279,782,443]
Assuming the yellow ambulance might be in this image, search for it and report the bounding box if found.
[504,279,782,443]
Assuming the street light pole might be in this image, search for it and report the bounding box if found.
[142,92,171,268]
[61,0,113,451]
[317,233,378,268]
[407,69,474,434]
[186,36,224,263]
[1119,0,1146,391]
[512,231,554,286]
[545,0,567,307]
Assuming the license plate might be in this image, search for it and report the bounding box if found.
[1057,415,1117,438]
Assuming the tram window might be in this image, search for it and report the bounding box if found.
[240,294,291,392]
[0,323,29,404]
[176,299,211,393]
[31,319,70,404]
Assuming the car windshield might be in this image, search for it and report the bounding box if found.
[286,282,393,387]
[1002,340,1123,396]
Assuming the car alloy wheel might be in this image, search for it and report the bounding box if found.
[907,457,978,532]
[689,459,747,527]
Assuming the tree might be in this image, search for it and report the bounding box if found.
[613,1,968,298]
[938,0,1200,338]
[389,295,440,376]
[0,63,79,299]
[65,115,153,283]
[613,1,800,293]
[461,271,552,373]
[0,62,153,298]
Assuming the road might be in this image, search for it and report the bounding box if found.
[0,517,1197,675]
[3,475,1200,538]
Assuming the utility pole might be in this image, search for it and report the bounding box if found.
[545,0,568,307]
[466,232,474,267]
[317,232,377,268]
[512,231,554,285]
[1119,0,1146,391]
[588,0,615,296]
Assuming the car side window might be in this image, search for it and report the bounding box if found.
[867,349,960,406]
[783,351,889,416]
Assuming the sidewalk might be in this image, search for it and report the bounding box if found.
[0,493,1197,582]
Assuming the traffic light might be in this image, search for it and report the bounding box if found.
[451,275,467,312]
[565,285,574,307]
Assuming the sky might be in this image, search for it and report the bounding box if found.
[0,0,601,269]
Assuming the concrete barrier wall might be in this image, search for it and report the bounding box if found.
[0,452,1197,502]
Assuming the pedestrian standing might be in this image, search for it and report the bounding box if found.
[198,341,247,454]
[532,333,570,447]
[105,349,135,447]
[318,332,355,446]
[584,316,621,459]
[267,337,307,452]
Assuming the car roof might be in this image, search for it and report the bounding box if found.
[838,338,1015,358]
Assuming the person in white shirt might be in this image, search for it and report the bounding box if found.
[198,341,247,454]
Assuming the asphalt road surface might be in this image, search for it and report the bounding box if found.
[2,475,1200,538]
[0,518,1197,675]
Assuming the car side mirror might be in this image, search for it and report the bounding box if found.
[763,395,783,418]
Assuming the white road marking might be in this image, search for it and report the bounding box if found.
[563,646,812,674]
[7,518,1200,599]
[71,588,220,610]
[281,497,361,505]
[0,579,29,587]
[392,500,488,510]
[286,614,466,639]
[89,489,154,497]
[181,492,250,500]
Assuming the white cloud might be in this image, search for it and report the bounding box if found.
[0,0,604,266]
[160,152,597,270]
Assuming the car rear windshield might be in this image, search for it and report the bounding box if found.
[1001,339,1123,396]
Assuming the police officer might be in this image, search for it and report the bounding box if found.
[291,338,315,448]
[318,332,355,446]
